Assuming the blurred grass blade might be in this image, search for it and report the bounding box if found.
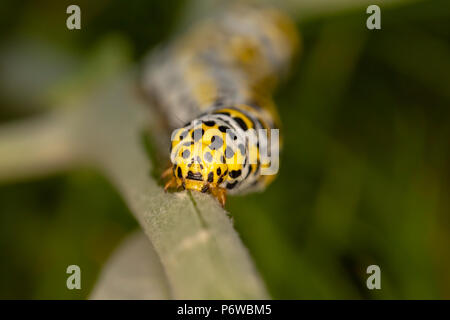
[90,231,171,300]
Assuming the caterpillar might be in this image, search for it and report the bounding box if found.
[142,4,299,206]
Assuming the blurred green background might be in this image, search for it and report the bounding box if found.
[0,0,449,299]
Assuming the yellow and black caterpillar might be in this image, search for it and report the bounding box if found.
[142,4,299,205]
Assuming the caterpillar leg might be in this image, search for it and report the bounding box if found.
[164,176,177,191]
[161,164,177,192]
[161,166,173,179]
[211,187,227,207]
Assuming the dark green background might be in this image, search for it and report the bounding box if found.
[0,0,449,299]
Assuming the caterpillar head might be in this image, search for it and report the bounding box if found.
[170,120,246,195]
